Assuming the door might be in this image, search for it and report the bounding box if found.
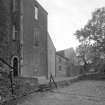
[13,57,18,77]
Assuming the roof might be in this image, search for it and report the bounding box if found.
[33,0,48,15]
[56,53,69,61]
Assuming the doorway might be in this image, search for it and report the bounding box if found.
[12,57,19,77]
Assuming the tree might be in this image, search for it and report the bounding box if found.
[76,42,93,72]
[75,7,105,73]
[75,7,105,53]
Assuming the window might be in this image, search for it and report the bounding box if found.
[20,15,23,44]
[34,29,40,46]
[59,57,61,62]
[34,6,38,20]
[12,25,17,40]
[59,66,62,71]
[13,0,16,12]
[12,26,16,40]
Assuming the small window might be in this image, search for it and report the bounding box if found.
[59,66,62,71]
[12,25,17,40]
[34,6,38,20]
[34,30,40,46]
[59,57,61,62]
[13,0,16,12]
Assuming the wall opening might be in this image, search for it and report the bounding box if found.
[12,57,19,77]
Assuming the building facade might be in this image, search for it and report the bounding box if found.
[0,0,21,76]
[56,54,69,77]
[20,0,48,78]
[0,0,55,79]
[56,48,82,77]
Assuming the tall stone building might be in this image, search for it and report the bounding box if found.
[0,0,56,79]
[20,0,48,78]
[0,0,21,75]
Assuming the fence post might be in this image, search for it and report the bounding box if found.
[9,69,14,95]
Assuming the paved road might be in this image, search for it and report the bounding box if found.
[17,80,105,105]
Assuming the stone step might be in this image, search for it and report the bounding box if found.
[36,84,52,92]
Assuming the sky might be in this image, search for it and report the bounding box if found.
[38,0,105,51]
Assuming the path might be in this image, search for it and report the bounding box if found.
[15,80,105,105]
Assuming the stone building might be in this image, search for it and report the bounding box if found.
[0,0,21,75]
[20,0,48,78]
[56,48,82,77]
[56,54,69,77]
[57,48,78,65]
[0,0,55,79]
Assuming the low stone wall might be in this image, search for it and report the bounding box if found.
[41,76,80,89]
[0,75,13,102]
[13,77,38,96]
[79,73,105,80]
[42,73,105,89]
[0,77,38,104]
[54,77,80,88]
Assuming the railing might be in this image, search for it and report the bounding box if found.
[0,58,13,69]
[0,57,14,95]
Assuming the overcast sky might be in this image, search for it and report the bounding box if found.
[38,0,105,51]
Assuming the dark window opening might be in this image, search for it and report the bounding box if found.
[13,57,18,77]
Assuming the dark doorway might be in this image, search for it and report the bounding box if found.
[13,57,18,77]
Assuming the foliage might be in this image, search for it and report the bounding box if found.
[75,7,105,72]
[75,7,105,53]
[76,43,92,72]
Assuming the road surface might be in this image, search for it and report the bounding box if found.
[17,80,105,105]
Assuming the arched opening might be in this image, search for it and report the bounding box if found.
[12,57,19,77]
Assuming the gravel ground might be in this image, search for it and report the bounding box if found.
[5,80,105,105]
[13,81,105,105]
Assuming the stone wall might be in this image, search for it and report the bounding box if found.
[0,0,21,75]
[13,77,38,96]
[0,77,38,103]
[0,0,12,63]
[56,54,68,77]
[21,0,48,78]
[47,34,56,78]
